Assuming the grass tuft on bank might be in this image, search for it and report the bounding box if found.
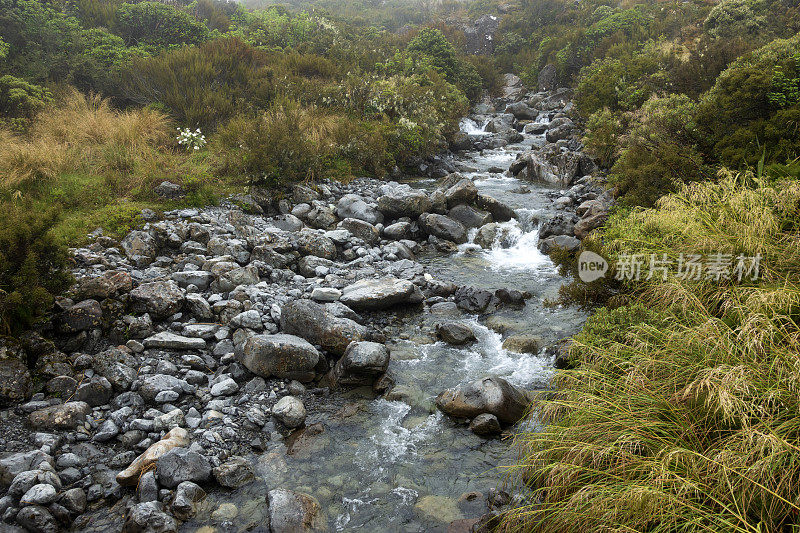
[502,170,800,532]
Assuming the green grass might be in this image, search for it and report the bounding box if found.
[501,170,800,532]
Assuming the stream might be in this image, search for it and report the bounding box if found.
[184,109,588,532]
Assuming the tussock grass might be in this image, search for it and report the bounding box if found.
[502,170,800,532]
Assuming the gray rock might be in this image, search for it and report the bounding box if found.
[339,218,379,245]
[272,396,306,428]
[60,488,86,514]
[138,375,192,404]
[143,332,206,350]
[92,347,138,391]
[121,230,157,266]
[230,310,263,330]
[382,221,412,241]
[448,205,491,229]
[15,505,58,533]
[0,354,33,407]
[136,470,158,503]
[310,287,341,302]
[171,271,213,290]
[76,270,132,300]
[295,232,336,260]
[239,334,320,382]
[212,456,254,489]
[538,235,580,254]
[444,178,478,208]
[129,281,185,319]
[340,277,420,310]
[418,213,467,244]
[0,451,52,487]
[436,323,476,345]
[505,101,537,120]
[270,214,304,232]
[94,419,120,442]
[538,64,557,91]
[469,413,502,436]
[436,376,530,424]
[267,489,326,533]
[280,300,365,356]
[476,194,515,222]
[58,299,103,333]
[27,402,90,431]
[377,190,432,219]
[156,448,212,489]
[73,376,113,407]
[539,213,576,239]
[185,294,212,320]
[20,484,57,505]
[123,501,178,533]
[211,378,239,396]
[170,481,205,520]
[336,194,382,225]
[217,265,259,292]
[329,341,389,388]
[454,286,495,313]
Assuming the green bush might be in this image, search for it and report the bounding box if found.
[405,28,482,101]
[114,2,210,47]
[704,0,768,40]
[0,204,72,335]
[123,37,275,129]
[0,75,52,118]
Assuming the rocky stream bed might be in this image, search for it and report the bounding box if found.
[0,75,613,533]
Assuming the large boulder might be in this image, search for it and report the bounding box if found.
[435,377,530,424]
[538,235,580,254]
[217,265,259,292]
[418,213,467,244]
[336,194,382,225]
[328,341,389,388]
[267,489,326,533]
[239,334,321,382]
[444,179,478,208]
[377,190,432,219]
[436,323,476,345]
[58,299,103,333]
[92,347,139,391]
[122,501,178,533]
[340,277,421,310]
[454,286,495,313]
[280,300,365,356]
[295,232,337,260]
[538,64,558,92]
[139,374,193,403]
[505,102,537,120]
[448,205,492,229]
[129,281,184,319]
[0,450,53,487]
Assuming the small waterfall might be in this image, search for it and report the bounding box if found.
[459,117,491,136]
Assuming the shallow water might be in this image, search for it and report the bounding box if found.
[184,115,587,532]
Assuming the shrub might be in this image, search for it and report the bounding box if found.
[123,37,275,130]
[704,0,768,40]
[114,2,210,47]
[405,28,482,100]
[0,75,53,119]
[0,203,72,335]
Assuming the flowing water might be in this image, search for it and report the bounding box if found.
[186,114,587,532]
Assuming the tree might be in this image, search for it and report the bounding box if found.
[114,2,210,47]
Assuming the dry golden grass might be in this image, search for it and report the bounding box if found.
[0,89,171,190]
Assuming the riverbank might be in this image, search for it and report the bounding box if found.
[0,77,606,533]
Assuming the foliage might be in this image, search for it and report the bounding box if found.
[0,204,72,335]
[123,37,275,130]
[0,75,52,119]
[114,2,210,47]
[504,170,800,532]
[405,28,482,101]
[704,0,768,40]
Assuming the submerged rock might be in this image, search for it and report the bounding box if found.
[267,488,326,533]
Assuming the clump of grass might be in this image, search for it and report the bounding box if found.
[501,170,800,532]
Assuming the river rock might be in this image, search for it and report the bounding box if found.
[77,271,132,300]
[239,334,320,382]
[340,277,421,310]
[538,64,558,91]
[129,281,185,319]
[171,270,214,290]
[418,213,467,244]
[469,413,502,436]
[454,286,495,313]
[15,505,58,533]
[295,231,336,260]
[435,376,530,424]
[444,179,478,208]
[505,101,537,120]
[116,428,190,486]
[212,456,254,489]
[281,300,364,356]
[217,265,259,292]
[0,357,33,407]
[155,448,212,489]
[383,221,412,240]
[502,335,541,354]
[436,323,476,345]
[336,194,382,225]
[339,218,379,245]
[74,376,113,406]
[139,374,192,403]
[476,194,515,222]
[267,488,326,533]
[539,213,576,239]
[448,205,491,229]
[538,235,580,254]
[310,287,341,302]
[121,230,157,266]
[122,501,178,533]
[328,341,389,388]
[0,450,53,487]
[58,299,103,333]
[170,481,206,520]
[28,402,90,430]
[92,347,139,391]
[20,483,57,505]
[272,396,306,428]
[377,190,432,219]
[143,332,206,350]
